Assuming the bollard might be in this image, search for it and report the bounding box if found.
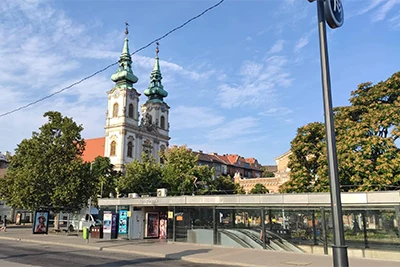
[83,227,89,243]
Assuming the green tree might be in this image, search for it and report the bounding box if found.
[250,183,269,194]
[260,166,275,177]
[161,145,213,195]
[0,111,95,212]
[234,183,246,194]
[211,175,236,194]
[279,122,327,193]
[211,175,246,194]
[90,156,121,200]
[280,72,400,193]
[117,153,162,196]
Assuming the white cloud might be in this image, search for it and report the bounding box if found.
[373,0,400,21]
[359,0,386,16]
[0,0,219,154]
[217,56,293,109]
[207,117,260,141]
[294,37,310,52]
[390,13,400,28]
[240,61,263,77]
[268,40,285,54]
[294,28,316,52]
[259,107,293,117]
[170,106,224,130]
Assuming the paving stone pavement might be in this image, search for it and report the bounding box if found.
[0,228,399,267]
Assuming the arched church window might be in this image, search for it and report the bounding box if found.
[113,103,119,117]
[128,104,134,118]
[160,116,165,129]
[110,141,116,156]
[127,141,133,158]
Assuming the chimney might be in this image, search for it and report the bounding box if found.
[199,150,203,153]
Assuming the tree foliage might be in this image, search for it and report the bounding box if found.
[250,183,269,194]
[161,145,213,195]
[281,72,400,193]
[210,175,246,194]
[117,153,162,196]
[0,111,95,212]
[260,166,275,177]
[90,156,121,200]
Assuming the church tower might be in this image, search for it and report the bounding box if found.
[104,26,170,171]
[104,24,141,171]
[139,42,170,160]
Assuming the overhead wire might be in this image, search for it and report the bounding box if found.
[0,0,225,118]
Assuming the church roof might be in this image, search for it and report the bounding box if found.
[82,137,105,162]
[110,24,138,87]
[144,43,168,103]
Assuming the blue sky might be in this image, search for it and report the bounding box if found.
[0,0,399,165]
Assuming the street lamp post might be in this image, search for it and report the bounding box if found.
[308,0,348,266]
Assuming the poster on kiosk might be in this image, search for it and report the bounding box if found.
[32,211,49,234]
[118,210,128,235]
[103,211,118,239]
[145,212,159,238]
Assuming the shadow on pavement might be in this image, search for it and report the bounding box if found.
[0,249,84,261]
[83,249,212,267]
[83,258,168,267]
[166,249,211,260]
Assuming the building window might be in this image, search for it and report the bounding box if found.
[128,104,134,118]
[160,145,166,164]
[112,103,119,117]
[127,141,133,157]
[160,116,165,129]
[110,141,116,156]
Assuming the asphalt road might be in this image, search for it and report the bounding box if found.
[0,240,233,267]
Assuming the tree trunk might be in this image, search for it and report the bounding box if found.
[10,207,15,223]
[54,213,60,230]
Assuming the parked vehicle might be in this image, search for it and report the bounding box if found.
[79,213,102,231]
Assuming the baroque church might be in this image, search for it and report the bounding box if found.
[82,27,170,171]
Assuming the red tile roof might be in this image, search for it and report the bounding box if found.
[82,137,105,162]
[245,158,256,164]
[225,154,239,165]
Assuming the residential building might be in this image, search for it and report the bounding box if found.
[274,150,292,184]
[231,151,292,194]
[193,151,263,179]
[0,152,8,179]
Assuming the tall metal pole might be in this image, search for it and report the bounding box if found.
[316,0,348,266]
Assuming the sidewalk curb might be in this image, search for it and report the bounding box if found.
[178,256,265,267]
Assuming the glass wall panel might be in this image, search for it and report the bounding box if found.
[364,207,400,251]
[216,208,262,249]
[341,209,368,248]
[174,207,214,244]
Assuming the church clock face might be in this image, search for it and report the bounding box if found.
[161,106,166,112]
[129,91,135,100]
[113,90,119,98]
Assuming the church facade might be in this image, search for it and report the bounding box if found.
[83,29,170,171]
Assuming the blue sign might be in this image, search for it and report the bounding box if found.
[118,210,128,234]
[325,0,344,29]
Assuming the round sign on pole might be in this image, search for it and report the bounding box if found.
[324,0,344,29]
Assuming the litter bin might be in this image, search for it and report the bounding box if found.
[83,227,89,240]
[91,226,103,239]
